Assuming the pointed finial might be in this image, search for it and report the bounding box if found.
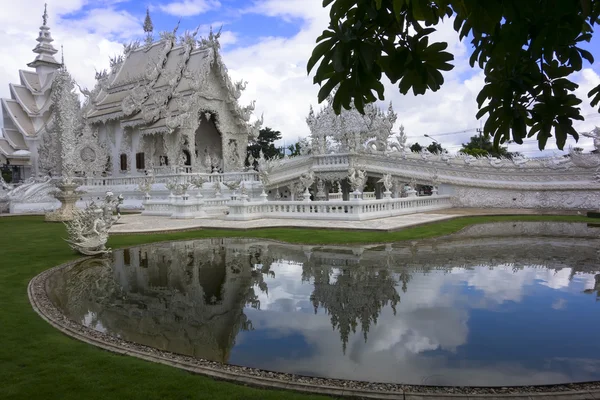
[143,7,153,34]
[61,45,64,66]
[42,3,48,26]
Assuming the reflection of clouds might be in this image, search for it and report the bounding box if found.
[552,298,567,310]
[446,266,577,304]
[242,261,600,386]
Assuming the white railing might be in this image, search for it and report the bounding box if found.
[328,192,343,201]
[314,153,350,166]
[226,195,452,221]
[80,171,260,187]
[141,196,231,218]
[141,199,173,216]
[362,191,376,200]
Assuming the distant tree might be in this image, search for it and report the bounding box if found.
[459,134,514,158]
[409,142,423,152]
[287,142,302,157]
[247,127,283,164]
[426,142,444,154]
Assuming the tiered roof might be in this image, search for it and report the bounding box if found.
[0,4,61,163]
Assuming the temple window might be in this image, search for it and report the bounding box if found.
[119,154,127,171]
[136,152,145,170]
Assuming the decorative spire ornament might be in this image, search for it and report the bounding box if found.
[28,3,61,69]
[143,7,154,45]
[42,3,48,26]
[143,7,153,34]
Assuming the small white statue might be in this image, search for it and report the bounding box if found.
[299,170,315,191]
[347,167,367,192]
[377,173,393,192]
[64,192,123,255]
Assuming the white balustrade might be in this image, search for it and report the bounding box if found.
[80,171,260,188]
[362,191,376,200]
[328,192,343,201]
[226,195,452,221]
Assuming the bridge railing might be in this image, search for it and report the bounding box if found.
[80,171,260,187]
[226,195,452,221]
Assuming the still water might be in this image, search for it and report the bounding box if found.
[47,222,600,386]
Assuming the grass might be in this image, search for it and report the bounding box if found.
[0,214,591,400]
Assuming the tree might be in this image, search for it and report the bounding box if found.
[287,142,302,156]
[426,142,444,154]
[308,0,600,151]
[410,142,444,153]
[247,127,283,163]
[409,142,422,152]
[459,134,515,159]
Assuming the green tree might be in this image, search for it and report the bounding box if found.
[287,142,302,157]
[308,0,600,151]
[426,142,444,154]
[459,134,514,158]
[247,127,283,164]
[409,142,423,152]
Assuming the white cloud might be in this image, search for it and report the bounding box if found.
[159,0,221,17]
[0,1,133,107]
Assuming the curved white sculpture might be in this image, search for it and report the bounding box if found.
[64,192,123,255]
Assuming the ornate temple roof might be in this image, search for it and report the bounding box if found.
[0,4,60,162]
[85,28,259,137]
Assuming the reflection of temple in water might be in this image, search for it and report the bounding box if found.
[583,274,600,300]
[47,230,600,364]
[48,239,275,363]
[303,262,400,352]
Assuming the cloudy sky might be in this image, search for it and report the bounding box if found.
[1,0,600,156]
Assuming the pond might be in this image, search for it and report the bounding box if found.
[46,222,600,386]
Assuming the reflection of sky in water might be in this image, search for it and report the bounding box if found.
[231,263,600,386]
[47,231,600,387]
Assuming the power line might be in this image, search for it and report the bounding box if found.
[408,114,600,140]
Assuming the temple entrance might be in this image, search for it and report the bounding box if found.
[194,112,222,171]
[183,150,191,166]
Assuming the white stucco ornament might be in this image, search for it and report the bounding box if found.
[65,192,123,255]
[378,173,393,193]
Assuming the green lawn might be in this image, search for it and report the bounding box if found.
[0,214,591,400]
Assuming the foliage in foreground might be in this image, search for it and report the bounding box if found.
[308,0,600,150]
[0,214,590,399]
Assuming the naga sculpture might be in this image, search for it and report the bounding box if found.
[64,192,123,255]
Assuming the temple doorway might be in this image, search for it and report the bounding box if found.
[195,113,222,170]
[183,149,191,166]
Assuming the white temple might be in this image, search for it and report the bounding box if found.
[1,6,599,220]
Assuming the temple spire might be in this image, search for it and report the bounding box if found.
[143,7,154,44]
[42,3,48,26]
[27,3,62,70]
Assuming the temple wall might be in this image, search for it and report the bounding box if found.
[444,185,600,210]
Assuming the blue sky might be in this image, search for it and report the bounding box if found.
[1,0,599,155]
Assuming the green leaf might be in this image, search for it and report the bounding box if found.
[317,76,341,103]
[588,84,600,108]
[393,0,405,19]
[307,38,335,74]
